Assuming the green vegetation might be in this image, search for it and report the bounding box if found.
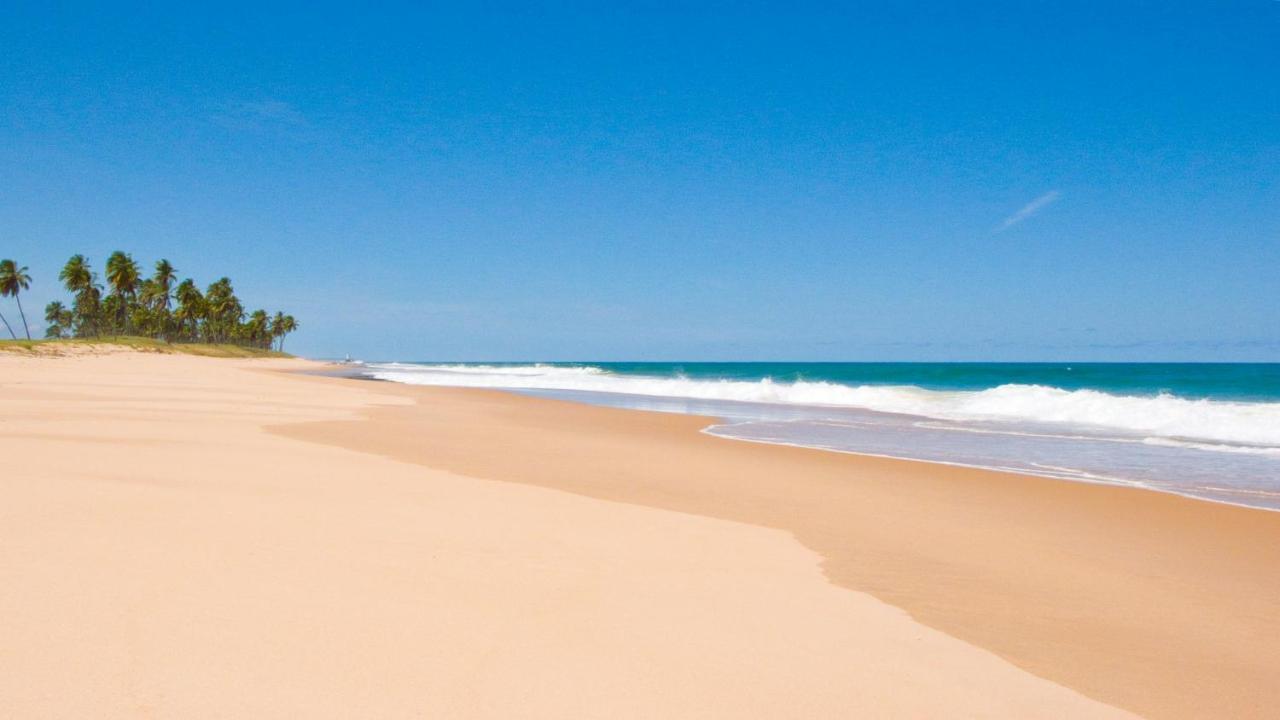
[0,336,289,358]
[0,252,298,352]
[0,259,33,340]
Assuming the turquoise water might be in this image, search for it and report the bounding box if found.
[562,362,1280,401]
[363,361,1280,511]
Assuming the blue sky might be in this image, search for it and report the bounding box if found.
[1,1,1277,360]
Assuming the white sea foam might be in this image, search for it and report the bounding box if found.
[1138,437,1280,456]
[365,363,1280,449]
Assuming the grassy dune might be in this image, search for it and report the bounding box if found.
[0,336,291,358]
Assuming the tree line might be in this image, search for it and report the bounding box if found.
[0,252,298,352]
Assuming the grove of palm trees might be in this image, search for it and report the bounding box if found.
[1,252,297,352]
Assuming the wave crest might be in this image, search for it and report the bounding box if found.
[365,364,1280,449]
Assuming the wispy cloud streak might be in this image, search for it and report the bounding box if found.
[212,98,310,135]
[239,99,307,125]
[996,190,1060,232]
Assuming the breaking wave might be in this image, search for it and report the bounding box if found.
[365,363,1280,449]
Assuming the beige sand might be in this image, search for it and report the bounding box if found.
[0,352,1139,718]
[284,384,1280,720]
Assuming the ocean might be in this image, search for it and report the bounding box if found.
[358,362,1280,511]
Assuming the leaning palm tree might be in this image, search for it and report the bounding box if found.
[0,297,13,340]
[105,251,140,335]
[0,259,33,340]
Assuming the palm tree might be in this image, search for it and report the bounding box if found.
[270,311,287,351]
[204,277,241,343]
[76,283,103,338]
[60,254,99,337]
[44,301,73,339]
[135,279,162,336]
[138,278,161,308]
[247,309,270,349]
[0,259,33,340]
[276,314,297,352]
[174,279,205,341]
[0,298,13,340]
[60,255,92,293]
[147,259,178,340]
[105,251,140,334]
[152,259,177,308]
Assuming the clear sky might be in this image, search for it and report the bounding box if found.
[1,2,1277,361]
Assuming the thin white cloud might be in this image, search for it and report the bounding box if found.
[212,98,309,133]
[239,99,307,125]
[996,190,1060,232]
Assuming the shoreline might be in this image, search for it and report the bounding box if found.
[328,366,1280,513]
[700,423,1280,513]
[4,352,1277,718]
[282,375,1280,720]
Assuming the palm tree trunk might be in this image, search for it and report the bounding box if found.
[15,294,30,340]
[0,309,15,340]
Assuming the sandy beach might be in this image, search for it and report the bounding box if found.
[3,352,1278,718]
